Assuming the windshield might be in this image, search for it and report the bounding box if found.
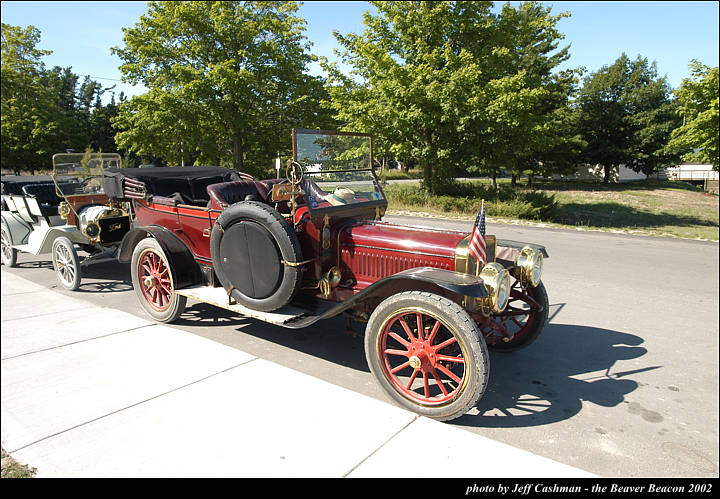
[292,129,386,220]
[52,152,122,196]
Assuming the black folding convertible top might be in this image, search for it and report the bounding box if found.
[102,166,241,201]
[1,175,78,195]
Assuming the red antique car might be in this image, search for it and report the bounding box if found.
[107,129,549,421]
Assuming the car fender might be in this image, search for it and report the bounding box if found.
[1,210,33,246]
[118,225,203,289]
[288,267,490,328]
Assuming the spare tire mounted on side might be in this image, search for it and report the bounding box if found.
[210,201,303,312]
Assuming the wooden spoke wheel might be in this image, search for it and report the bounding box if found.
[52,236,81,290]
[365,291,489,421]
[1,222,17,267]
[131,237,186,323]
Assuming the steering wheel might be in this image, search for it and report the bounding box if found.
[285,160,304,187]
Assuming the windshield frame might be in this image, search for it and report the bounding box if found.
[291,128,387,225]
[51,152,122,199]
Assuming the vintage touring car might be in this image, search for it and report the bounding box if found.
[107,129,549,421]
[1,153,134,290]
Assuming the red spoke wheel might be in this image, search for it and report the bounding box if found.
[365,291,489,421]
[131,238,186,323]
[480,280,549,352]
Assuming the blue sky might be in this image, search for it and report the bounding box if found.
[2,1,718,101]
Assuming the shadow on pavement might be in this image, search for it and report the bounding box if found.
[168,301,658,429]
[176,301,371,372]
[75,260,132,294]
[455,323,657,429]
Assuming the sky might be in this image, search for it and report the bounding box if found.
[2,0,718,102]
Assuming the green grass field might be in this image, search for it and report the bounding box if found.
[384,178,719,241]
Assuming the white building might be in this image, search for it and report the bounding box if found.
[665,163,718,181]
[553,164,648,182]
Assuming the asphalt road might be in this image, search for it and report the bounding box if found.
[2,215,718,478]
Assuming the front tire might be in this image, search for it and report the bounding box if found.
[1,222,17,267]
[365,291,489,421]
[131,237,186,323]
[52,236,81,290]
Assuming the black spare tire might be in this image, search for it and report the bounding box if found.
[210,201,303,312]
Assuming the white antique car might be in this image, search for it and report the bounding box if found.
[1,153,132,290]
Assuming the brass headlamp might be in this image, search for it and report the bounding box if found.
[58,201,71,220]
[478,262,511,314]
[514,246,543,287]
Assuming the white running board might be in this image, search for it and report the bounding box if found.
[176,285,311,326]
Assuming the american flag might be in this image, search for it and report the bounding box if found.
[468,201,486,267]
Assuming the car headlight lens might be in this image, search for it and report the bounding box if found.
[515,246,543,287]
[479,262,511,313]
[84,222,100,239]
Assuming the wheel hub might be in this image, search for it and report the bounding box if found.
[408,355,422,369]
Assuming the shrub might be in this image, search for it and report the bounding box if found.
[384,181,557,220]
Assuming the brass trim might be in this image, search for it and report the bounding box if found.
[454,235,471,274]
[455,234,497,275]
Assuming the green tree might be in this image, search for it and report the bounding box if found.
[112,1,333,175]
[323,1,573,192]
[324,1,498,192]
[464,2,575,187]
[575,53,680,182]
[1,23,60,173]
[666,60,719,169]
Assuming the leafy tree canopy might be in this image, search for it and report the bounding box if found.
[575,53,680,181]
[322,1,575,191]
[112,1,336,176]
[666,60,719,169]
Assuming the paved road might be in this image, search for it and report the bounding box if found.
[2,215,718,477]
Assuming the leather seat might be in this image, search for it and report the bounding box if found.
[207,180,268,209]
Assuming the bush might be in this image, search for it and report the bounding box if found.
[384,180,557,220]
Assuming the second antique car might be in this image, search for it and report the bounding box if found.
[1,153,133,290]
[107,129,549,421]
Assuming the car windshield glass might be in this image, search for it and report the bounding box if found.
[52,153,121,196]
[293,130,385,211]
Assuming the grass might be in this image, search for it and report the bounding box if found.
[378,168,423,181]
[1,448,36,478]
[384,178,719,241]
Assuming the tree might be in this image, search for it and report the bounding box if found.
[324,1,497,192]
[463,2,575,187]
[575,53,680,182]
[1,24,120,173]
[666,60,719,169]
[112,1,334,175]
[1,23,60,173]
[323,1,573,192]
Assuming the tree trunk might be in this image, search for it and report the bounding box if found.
[422,159,433,192]
[232,133,244,172]
[491,172,498,190]
[511,174,517,186]
[603,164,611,183]
[527,174,533,187]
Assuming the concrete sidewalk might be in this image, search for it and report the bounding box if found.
[1,269,594,478]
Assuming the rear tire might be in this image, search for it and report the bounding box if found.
[52,236,81,290]
[365,291,489,421]
[131,237,186,323]
[1,222,17,267]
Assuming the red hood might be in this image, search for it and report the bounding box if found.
[338,221,468,286]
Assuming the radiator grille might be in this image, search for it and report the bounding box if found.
[99,216,131,244]
[341,247,452,280]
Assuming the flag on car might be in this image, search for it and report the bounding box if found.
[468,200,486,268]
